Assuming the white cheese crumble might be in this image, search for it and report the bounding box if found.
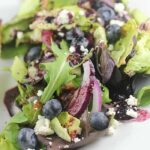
[80,45,88,55]
[17,31,24,39]
[63,145,69,148]
[106,108,116,116]
[114,3,125,13]
[34,115,54,136]
[49,141,52,146]
[126,95,138,106]
[69,46,76,53]
[107,126,116,135]
[37,90,43,97]
[56,10,74,25]
[73,137,81,143]
[110,20,125,26]
[126,109,138,118]
[58,32,65,37]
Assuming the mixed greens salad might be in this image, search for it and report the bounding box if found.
[1,0,150,149]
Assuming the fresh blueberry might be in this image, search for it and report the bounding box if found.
[18,128,37,150]
[25,46,42,62]
[97,5,115,24]
[42,99,62,120]
[106,24,121,43]
[90,112,109,131]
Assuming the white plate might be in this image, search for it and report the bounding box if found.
[0,1,150,150]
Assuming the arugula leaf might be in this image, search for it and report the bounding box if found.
[10,112,28,124]
[110,20,138,67]
[40,43,75,103]
[11,56,27,83]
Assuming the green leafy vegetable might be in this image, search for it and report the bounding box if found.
[22,103,40,125]
[101,85,112,104]
[1,43,29,59]
[10,112,28,124]
[110,19,138,67]
[40,43,75,103]
[51,0,78,8]
[11,56,27,83]
[125,32,150,75]
[136,86,150,106]
[0,124,20,150]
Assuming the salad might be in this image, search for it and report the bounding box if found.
[1,0,150,149]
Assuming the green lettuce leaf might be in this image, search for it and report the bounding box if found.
[125,32,150,75]
[40,43,75,103]
[136,86,150,107]
[1,43,29,59]
[110,19,138,67]
[11,56,27,83]
[0,124,20,150]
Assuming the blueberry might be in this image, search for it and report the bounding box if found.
[97,5,115,24]
[42,99,62,120]
[106,24,120,43]
[25,46,42,63]
[18,128,37,150]
[132,74,150,94]
[90,112,109,131]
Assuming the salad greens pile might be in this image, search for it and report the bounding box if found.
[1,0,150,150]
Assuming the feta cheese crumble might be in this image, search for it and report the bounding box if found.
[73,137,81,143]
[56,10,74,25]
[126,95,138,106]
[69,46,76,53]
[126,109,138,118]
[107,108,116,116]
[114,3,125,13]
[17,31,24,39]
[110,20,125,26]
[80,45,88,55]
[37,90,43,97]
[34,115,54,136]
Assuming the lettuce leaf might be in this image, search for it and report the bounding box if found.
[125,32,150,75]
[110,19,138,67]
[40,43,75,103]
[136,86,150,107]
[0,124,20,150]
[11,56,27,83]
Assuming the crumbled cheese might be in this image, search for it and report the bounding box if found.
[49,141,52,146]
[37,90,43,97]
[56,10,74,25]
[58,32,65,37]
[126,109,138,118]
[73,137,81,143]
[17,31,24,39]
[97,17,103,23]
[34,115,54,136]
[108,44,114,51]
[79,10,85,16]
[107,108,116,116]
[63,145,69,148]
[114,3,125,13]
[69,46,76,53]
[110,20,125,26]
[107,126,115,135]
[126,95,138,106]
[80,45,88,55]
[45,52,51,58]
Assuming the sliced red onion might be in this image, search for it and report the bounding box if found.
[91,79,102,112]
[67,60,95,117]
[42,30,53,48]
